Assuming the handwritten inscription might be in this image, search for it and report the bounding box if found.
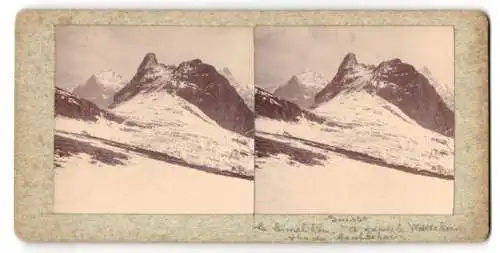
[254,217,461,241]
[272,222,330,234]
[326,215,369,224]
[407,221,460,232]
[333,231,399,241]
[254,221,400,241]
[340,223,405,233]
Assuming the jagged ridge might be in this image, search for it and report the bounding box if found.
[255,87,326,124]
[314,53,454,137]
[72,70,127,109]
[55,87,125,123]
[111,53,254,137]
[273,69,328,108]
[219,67,255,111]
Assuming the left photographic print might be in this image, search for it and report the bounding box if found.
[53,26,255,214]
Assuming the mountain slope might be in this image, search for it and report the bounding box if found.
[55,85,254,179]
[55,53,256,214]
[419,66,454,111]
[54,130,253,214]
[55,87,125,123]
[55,85,254,213]
[255,88,454,213]
[72,70,127,108]
[256,89,453,178]
[255,87,326,124]
[314,53,454,137]
[111,53,254,137]
[219,67,254,111]
[273,70,328,108]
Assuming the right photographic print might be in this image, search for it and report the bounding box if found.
[254,26,455,214]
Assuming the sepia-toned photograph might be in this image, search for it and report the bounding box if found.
[14,10,490,243]
[53,26,255,214]
[254,26,455,214]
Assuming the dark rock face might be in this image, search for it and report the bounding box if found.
[419,66,454,110]
[174,60,255,136]
[55,87,124,123]
[338,52,358,70]
[219,67,254,111]
[255,87,326,124]
[372,59,454,137]
[111,53,167,105]
[314,53,376,105]
[137,52,158,71]
[112,53,254,137]
[314,53,454,137]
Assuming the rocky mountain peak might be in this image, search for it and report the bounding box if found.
[218,67,254,111]
[137,52,158,72]
[273,69,329,108]
[416,66,439,85]
[313,54,454,137]
[376,58,412,73]
[373,58,419,83]
[338,52,358,71]
[419,66,432,76]
[90,69,125,84]
[189,58,203,65]
[220,67,232,76]
[295,69,327,83]
[289,75,300,83]
[175,58,217,78]
[111,54,254,137]
[380,58,402,66]
[178,58,203,68]
[72,69,127,108]
[417,66,454,111]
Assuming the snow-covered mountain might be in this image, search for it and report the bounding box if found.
[255,86,453,178]
[56,84,254,178]
[72,70,127,108]
[272,69,328,108]
[56,53,254,178]
[219,67,254,111]
[314,53,454,137]
[111,53,254,137]
[254,53,454,214]
[54,53,254,213]
[255,87,325,123]
[418,66,454,111]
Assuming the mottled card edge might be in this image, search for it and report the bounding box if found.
[13,10,490,243]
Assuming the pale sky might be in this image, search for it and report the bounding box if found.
[255,26,454,91]
[56,26,254,89]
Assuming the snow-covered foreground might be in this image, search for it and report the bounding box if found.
[114,92,254,175]
[54,88,254,213]
[255,152,453,214]
[56,90,254,178]
[55,155,253,214]
[54,132,253,213]
[257,91,454,178]
[254,90,454,214]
